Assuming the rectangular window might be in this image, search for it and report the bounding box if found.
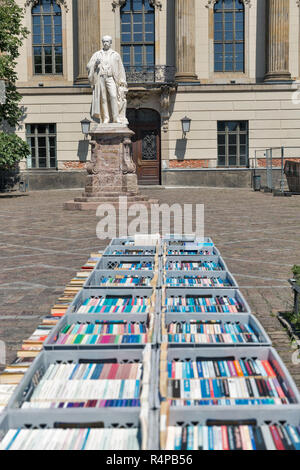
[32,0,63,75]
[121,0,155,68]
[26,124,57,169]
[217,121,248,167]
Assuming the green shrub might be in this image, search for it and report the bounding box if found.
[292,265,300,285]
[0,132,30,170]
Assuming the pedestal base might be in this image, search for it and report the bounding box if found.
[64,124,157,211]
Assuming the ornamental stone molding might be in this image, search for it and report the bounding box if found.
[112,0,162,11]
[24,0,69,11]
[206,0,251,7]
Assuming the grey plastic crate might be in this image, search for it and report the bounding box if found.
[7,347,157,411]
[163,288,251,315]
[164,406,300,427]
[0,409,159,450]
[84,269,161,289]
[162,235,214,247]
[158,346,300,410]
[110,236,160,247]
[158,313,272,347]
[43,313,157,350]
[164,255,229,272]
[163,270,238,289]
[160,407,300,450]
[96,255,155,271]
[66,287,158,320]
[104,245,161,257]
[164,246,220,257]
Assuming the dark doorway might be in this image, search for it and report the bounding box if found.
[127,108,161,185]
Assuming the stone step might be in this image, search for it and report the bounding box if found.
[74,195,150,203]
[83,192,139,198]
[64,199,159,211]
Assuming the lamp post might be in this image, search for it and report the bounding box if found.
[80,118,91,139]
[181,116,191,139]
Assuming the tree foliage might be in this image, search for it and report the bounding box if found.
[0,132,30,170]
[0,0,29,128]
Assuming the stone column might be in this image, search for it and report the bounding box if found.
[265,0,291,81]
[175,0,198,82]
[75,0,101,83]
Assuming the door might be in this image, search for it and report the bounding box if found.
[127,108,161,185]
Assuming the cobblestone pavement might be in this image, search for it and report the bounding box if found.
[0,187,300,388]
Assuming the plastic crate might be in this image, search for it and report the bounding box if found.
[84,270,161,290]
[109,235,160,247]
[7,347,156,411]
[164,246,220,257]
[159,406,300,450]
[43,313,157,350]
[0,408,159,450]
[162,288,251,315]
[164,255,229,272]
[103,246,159,257]
[158,346,300,410]
[158,313,272,347]
[95,256,156,271]
[162,270,238,289]
[162,235,214,247]
[66,287,158,320]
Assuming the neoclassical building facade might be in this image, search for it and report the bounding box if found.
[14,0,300,188]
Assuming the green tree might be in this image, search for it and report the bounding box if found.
[0,0,30,172]
[0,0,29,127]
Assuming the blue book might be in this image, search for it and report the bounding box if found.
[91,363,103,380]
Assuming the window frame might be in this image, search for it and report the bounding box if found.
[26,124,57,170]
[31,0,63,76]
[217,121,249,168]
[213,0,245,73]
[120,0,155,68]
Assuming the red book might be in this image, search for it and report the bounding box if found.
[269,425,285,450]
[221,426,230,451]
[100,363,111,379]
[208,378,214,398]
[108,363,118,380]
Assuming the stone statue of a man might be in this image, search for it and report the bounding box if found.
[87,35,128,125]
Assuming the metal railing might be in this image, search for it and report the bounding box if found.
[254,147,300,193]
[125,65,176,84]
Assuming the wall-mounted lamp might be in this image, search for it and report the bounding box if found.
[181,116,191,139]
[80,118,91,139]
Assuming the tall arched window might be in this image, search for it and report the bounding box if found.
[214,0,244,72]
[120,0,155,68]
[32,0,63,75]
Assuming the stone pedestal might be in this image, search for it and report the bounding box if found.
[64,125,157,210]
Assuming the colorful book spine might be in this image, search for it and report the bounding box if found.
[164,424,300,450]
[0,428,140,451]
[21,362,144,408]
[165,276,230,287]
[116,262,153,270]
[54,321,149,345]
[166,261,222,271]
[77,296,151,314]
[166,321,259,344]
[98,276,152,287]
[165,358,293,404]
[165,296,243,313]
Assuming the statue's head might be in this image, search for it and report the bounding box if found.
[102,35,113,51]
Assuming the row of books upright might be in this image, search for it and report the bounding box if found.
[159,237,300,451]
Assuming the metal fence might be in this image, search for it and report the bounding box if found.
[254,147,300,193]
